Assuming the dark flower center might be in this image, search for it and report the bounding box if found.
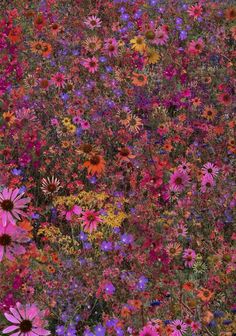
[47,183,57,192]
[82,144,92,153]
[120,148,130,156]
[145,30,155,40]
[206,182,211,187]
[87,214,95,221]
[176,325,182,330]
[1,199,14,211]
[90,155,100,165]
[175,177,183,185]
[0,234,12,246]
[20,320,32,332]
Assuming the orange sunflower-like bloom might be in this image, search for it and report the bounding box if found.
[132,73,148,86]
[197,288,214,302]
[83,154,105,175]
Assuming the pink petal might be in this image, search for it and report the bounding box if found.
[6,211,15,225]
[10,189,20,201]
[4,313,20,324]
[2,211,8,226]
[9,332,20,336]
[66,211,72,221]
[73,205,82,215]
[9,308,22,321]
[2,325,19,333]
[32,328,51,335]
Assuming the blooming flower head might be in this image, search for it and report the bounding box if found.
[187,38,204,56]
[201,174,215,193]
[139,325,159,336]
[169,170,190,192]
[202,162,219,177]
[170,320,187,336]
[187,4,203,20]
[84,16,102,29]
[183,248,196,267]
[0,188,30,226]
[3,302,50,335]
[81,210,102,233]
[83,57,99,73]
[0,222,29,261]
[154,27,168,45]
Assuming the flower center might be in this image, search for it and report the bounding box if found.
[20,320,32,332]
[175,177,183,185]
[47,183,57,192]
[0,234,12,246]
[1,199,14,211]
[176,325,182,330]
[87,214,95,221]
[145,30,155,40]
[90,155,100,165]
[120,148,130,156]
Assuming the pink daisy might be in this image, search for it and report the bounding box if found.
[183,248,196,268]
[0,222,29,262]
[178,160,191,174]
[170,320,188,336]
[51,73,66,88]
[201,174,215,193]
[187,4,203,20]
[84,15,102,30]
[3,302,50,335]
[64,205,82,221]
[154,28,168,45]
[187,38,204,56]
[139,325,159,336]
[169,170,190,192]
[0,188,30,227]
[202,162,219,177]
[83,57,99,73]
[104,38,119,57]
[81,210,102,233]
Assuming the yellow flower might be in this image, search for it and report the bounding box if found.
[62,117,71,126]
[130,36,146,52]
[146,48,160,64]
[67,124,76,133]
[3,111,15,125]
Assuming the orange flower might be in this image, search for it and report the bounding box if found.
[8,26,22,43]
[217,92,232,106]
[117,147,135,163]
[132,73,148,86]
[19,219,33,238]
[3,111,15,125]
[120,306,131,318]
[41,42,52,57]
[83,154,105,175]
[202,310,214,324]
[225,7,236,20]
[34,14,46,30]
[128,299,142,310]
[197,288,214,302]
[182,281,195,292]
[192,97,202,107]
[202,105,217,121]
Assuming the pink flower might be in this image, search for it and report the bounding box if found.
[202,162,219,177]
[65,205,82,221]
[170,320,188,336]
[84,15,102,30]
[201,174,215,193]
[3,302,50,335]
[154,27,168,45]
[139,325,159,336]
[169,170,190,192]
[0,188,30,226]
[0,223,29,262]
[81,210,102,233]
[187,38,204,56]
[183,249,196,267]
[83,57,99,73]
[51,73,66,88]
[187,4,203,20]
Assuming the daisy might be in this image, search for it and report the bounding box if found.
[0,188,30,227]
[187,38,204,56]
[197,288,214,302]
[169,170,190,192]
[166,242,182,258]
[177,160,191,174]
[132,73,148,87]
[201,174,215,193]
[41,176,62,196]
[0,222,29,262]
[51,73,66,88]
[84,15,102,29]
[202,105,217,121]
[144,48,160,65]
[202,162,219,177]
[130,36,146,52]
[139,325,159,336]
[176,222,188,237]
[81,210,102,233]
[154,28,168,45]
[104,38,118,57]
[187,4,203,20]
[64,205,82,221]
[83,57,99,73]
[217,92,232,106]
[125,115,142,133]
[83,154,105,175]
[83,36,102,53]
[117,147,135,163]
[183,248,196,267]
[170,320,188,336]
[3,302,50,335]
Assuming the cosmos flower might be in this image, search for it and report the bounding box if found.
[0,188,30,226]
[154,28,168,45]
[0,222,29,262]
[83,57,99,73]
[81,210,102,233]
[169,170,190,192]
[3,302,50,335]
[187,4,203,20]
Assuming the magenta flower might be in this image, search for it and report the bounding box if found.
[81,210,102,233]
[65,205,82,221]
[170,320,188,336]
[169,170,190,192]
[201,174,215,193]
[139,325,159,336]
[202,162,219,177]
[0,188,30,226]
[83,57,99,73]
[3,302,50,335]
[0,223,29,262]
[183,248,196,268]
